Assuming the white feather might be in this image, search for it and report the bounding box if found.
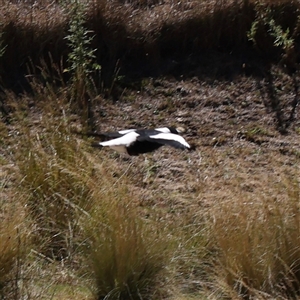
[100,131,139,149]
[155,127,172,133]
[118,129,136,135]
[148,132,190,148]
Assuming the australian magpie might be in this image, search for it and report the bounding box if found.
[91,127,191,156]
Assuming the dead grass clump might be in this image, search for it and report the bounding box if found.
[0,194,31,298]
[166,219,212,298]
[15,115,93,259]
[210,181,300,298]
[84,184,172,300]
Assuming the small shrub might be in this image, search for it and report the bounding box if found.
[64,0,100,110]
[248,2,296,60]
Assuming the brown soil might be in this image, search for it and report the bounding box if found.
[89,60,300,213]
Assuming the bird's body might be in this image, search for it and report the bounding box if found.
[91,127,191,156]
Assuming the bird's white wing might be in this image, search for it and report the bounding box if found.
[99,131,139,147]
[99,128,137,139]
[118,129,137,135]
[138,133,190,149]
[155,127,171,133]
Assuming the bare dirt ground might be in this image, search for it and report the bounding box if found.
[90,58,300,215]
[2,52,299,216]
[1,49,300,299]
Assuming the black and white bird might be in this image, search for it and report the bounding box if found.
[91,127,191,156]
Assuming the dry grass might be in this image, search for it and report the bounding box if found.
[1,0,300,299]
[210,183,300,298]
[1,85,300,299]
[85,192,171,299]
[0,189,31,298]
[2,91,177,298]
[0,0,299,92]
[16,128,91,258]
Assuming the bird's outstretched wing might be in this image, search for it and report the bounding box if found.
[137,133,190,150]
[95,131,139,147]
[88,129,137,140]
[88,127,174,140]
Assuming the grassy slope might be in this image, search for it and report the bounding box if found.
[1,0,300,299]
